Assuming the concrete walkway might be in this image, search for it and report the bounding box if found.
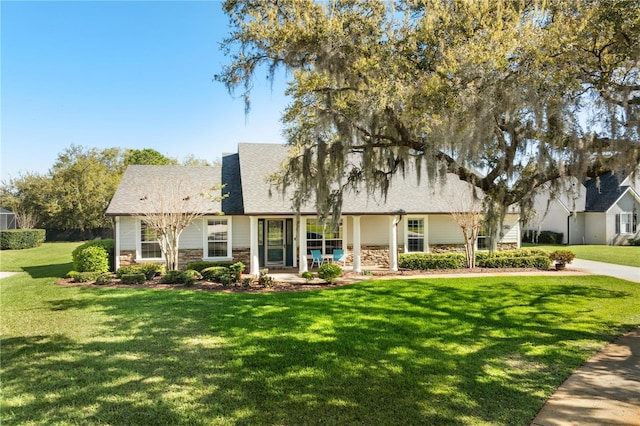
[570,258,640,283]
[531,328,640,426]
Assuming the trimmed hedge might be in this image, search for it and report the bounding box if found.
[70,271,103,283]
[399,253,466,270]
[317,263,343,283]
[0,229,46,250]
[522,230,564,244]
[72,239,114,271]
[400,249,552,270]
[185,261,236,272]
[121,273,146,285]
[161,270,198,286]
[73,245,109,273]
[116,263,165,280]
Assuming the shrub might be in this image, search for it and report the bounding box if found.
[399,253,465,270]
[317,263,343,283]
[73,245,109,273]
[0,229,46,250]
[549,249,576,265]
[95,273,114,285]
[258,269,275,287]
[201,266,229,282]
[185,261,235,272]
[182,269,202,286]
[301,271,314,282]
[628,238,640,246]
[477,256,552,269]
[522,230,564,244]
[72,239,114,270]
[162,270,199,286]
[228,262,245,281]
[72,271,102,283]
[121,273,146,285]
[116,263,164,279]
[241,277,253,288]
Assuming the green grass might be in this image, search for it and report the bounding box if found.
[524,243,640,267]
[2,243,640,425]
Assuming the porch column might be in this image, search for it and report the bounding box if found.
[352,216,362,273]
[114,216,121,271]
[249,216,260,275]
[299,216,308,273]
[389,215,399,271]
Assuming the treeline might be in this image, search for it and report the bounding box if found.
[0,146,212,239]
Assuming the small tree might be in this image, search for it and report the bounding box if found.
[136,176,226,271]
[447,188,485,269]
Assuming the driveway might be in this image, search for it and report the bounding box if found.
[570,258,640,283]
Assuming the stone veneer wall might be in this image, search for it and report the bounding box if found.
[232,248,250,271]
[178,249,204,270]
[118,250,136,268]
[346,245,392,268]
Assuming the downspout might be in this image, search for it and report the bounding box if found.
[566,213,571,246]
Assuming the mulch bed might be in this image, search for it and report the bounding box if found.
[56,267,556,293]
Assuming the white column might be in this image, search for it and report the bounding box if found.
[249,216,260,275]
[352,216,361,273]
[389,215,399,271]
[114,216,121,271]
[298,216,308,273]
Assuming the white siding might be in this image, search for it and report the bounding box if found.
[428,215,465,244]
[501,215,520,244]
[569,214,585,245]
[232,216,251,247]
[584,213,607,244]
[359,216,390,245]
[119,217,138,250]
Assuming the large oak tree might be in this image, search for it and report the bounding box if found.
[218,0,639,245]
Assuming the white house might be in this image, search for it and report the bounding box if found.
[106,143,521,274]
[530,171,640,245]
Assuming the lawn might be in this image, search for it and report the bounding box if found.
[2,244,640,425]
[524,244,640,268]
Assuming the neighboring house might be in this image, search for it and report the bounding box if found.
[0,208,17,230]
[530,171,640,245]
[106,143,521,274]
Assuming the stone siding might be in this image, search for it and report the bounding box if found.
[232,248,250,271]
[347,245,391,268]
[178,249,204,270]
[118,250,136,268]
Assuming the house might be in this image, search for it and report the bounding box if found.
[106,143,521,274]
[0,208,17,230]
[530,171,640,245]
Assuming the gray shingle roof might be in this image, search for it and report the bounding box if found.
[236,143,483,215]
[107,144,492,216]
[106,165,224,215]
[584,172,629,212]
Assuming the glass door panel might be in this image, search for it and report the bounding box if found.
[266,220,285,266]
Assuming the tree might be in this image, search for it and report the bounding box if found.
[136,178,226,271]
[0,172,49,229]
[45,145,125,231]
[446,188,485,269]
[124,148,176,166]
[218,0,639,246]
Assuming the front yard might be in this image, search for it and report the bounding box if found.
[524,243,640,268]
[2,243,640,425]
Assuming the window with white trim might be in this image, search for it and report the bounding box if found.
[140,222,162,259]
[306,219,343,254]
[406,218,425,252]
[616,212,637,234]
[206,218,231,258]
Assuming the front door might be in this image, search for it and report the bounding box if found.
[266,219,285,266]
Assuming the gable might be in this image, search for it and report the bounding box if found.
[584,172,629,212]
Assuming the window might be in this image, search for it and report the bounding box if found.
[207,218,230,258]
[616,213,637,234]
[406,219,425,252]
[306,219,343,254]
[140,222,162,259]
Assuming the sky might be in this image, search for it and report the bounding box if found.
[1,1,290,181]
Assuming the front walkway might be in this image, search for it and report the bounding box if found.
[570,258,640,283]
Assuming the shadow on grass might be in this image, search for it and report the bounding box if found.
[2,279,637,425]
[22,262,74,279]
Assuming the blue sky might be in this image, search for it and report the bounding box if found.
[1,1,289,181]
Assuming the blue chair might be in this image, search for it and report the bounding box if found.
[310,249,324,268]
[332,249,346,266]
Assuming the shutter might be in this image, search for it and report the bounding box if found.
[615,214,620,234]
[633,214,638,233]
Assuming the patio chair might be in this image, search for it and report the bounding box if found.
[332,249,346,266]
[310,249,325,268]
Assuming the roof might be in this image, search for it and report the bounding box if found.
[107,143,496,216]
[584,172,629,212]
[236,143,485,215]
[0,208,14,214]
[106,165,223,215]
